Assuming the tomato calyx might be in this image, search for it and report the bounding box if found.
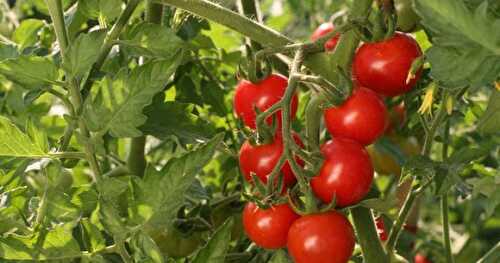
[237,45,273,84]
[357,2,397,42]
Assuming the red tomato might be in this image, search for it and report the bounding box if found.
[287,211,355,263]
[415,254,432,263]
[311,138,374,207]
[385,102,407,134]
[324,87,388,145]
[234,74,298,129]
[242,202,299,249]
[311,22,340,51]
[353,32,423,97]
[375,216,388,241]
[239,133,304,189]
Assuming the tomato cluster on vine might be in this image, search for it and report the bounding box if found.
[233,17,423,262]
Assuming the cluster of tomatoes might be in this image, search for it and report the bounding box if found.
[233,21,422,263]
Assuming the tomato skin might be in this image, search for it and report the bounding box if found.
[311,22,340,51]
[242,202,300,249]
[324,87,388,145]
[311,138,374,207]
[415,254,432,263]
[395,0,420,32]
[239,133,304,189]
[353,32,423,97]
[234,74,298,129]
[375,217,388,242]
[287,211,355,263]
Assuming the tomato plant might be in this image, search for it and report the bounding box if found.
[287,211,355,263]
[353,32,423,97]
[0,0,499,262]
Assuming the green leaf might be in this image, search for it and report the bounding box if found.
[130,134,223,227]
[63,30,106,79]
[400,155,436,184]
[80,218,106,253]
[12,19,45,50]
[130,233,164,263]
[85,58,182,138]
[0,116,48,158]
[141,101,217,144]
[78,0,122,22]
[192,218,234,263]
[0,43,19,61]
[0,56,59,89]
[478,90,500,134]
[269,250,292,263]
[98,199,128,240]
[119,22,185,59]
[414,0,500,88]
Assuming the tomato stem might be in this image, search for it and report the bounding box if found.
[441,119,455,263]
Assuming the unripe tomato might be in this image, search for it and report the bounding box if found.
[353,32,423,97]
[311,138,374,207]
[287,211,355,263]
[311,22,340,51]
[149,227,202,258]
[234,74,298,129]
[367,136,420,176]
[242,202,299,249]
[415,254,432,263]
[324,87,388,145]
[239,133,304,189]
[395,0,420,33]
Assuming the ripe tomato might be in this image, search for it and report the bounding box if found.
[375,216,388,241]
[415,253,432,263]
[287,211,355,263]
[148,227,202,258]
[311,22,340,51]
[239,133,304,189]
[242,202,299,249]
[353,32,423,97]
[324,87,388,145]
[234,74,298,129]
[367,136,420,176]
[311,138,374,207]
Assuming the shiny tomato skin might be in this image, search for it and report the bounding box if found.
[311,138,374,207]
[353,32,423,97]
[324,87,388,145]
[311,22,340,51]
[242,202,299,249]
[239,133,304,189]
[415,254,432,263]
[287,211,355,263]
[234,74,298,129]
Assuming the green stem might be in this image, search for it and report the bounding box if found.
[128,136,146,177]
[441,119,454,263]
[351,207,390,263]
[305,95,323,153]
[478,242,500,263]
[386,91,451,252]
[116,241,132,263]
[49,152,87,159]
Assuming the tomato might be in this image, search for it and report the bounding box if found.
[385,102,407,134]
[324,87,388,145]
[415,253,432,263]
[287,211,355,263]
[242,202,299,249]
[149,227,202,258]
[353,32,423,97]
[395,0,420,33]
[234,74,298,129]
[311,22,340,51]
[239,133,304,189]
[375,216,388,242]
[367,136,420,176]
[311,138,374,207]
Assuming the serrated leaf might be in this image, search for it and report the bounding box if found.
[192,218,234,263]
[63,30,106,78]
[119,22,185,59]
[0,116,48,158]
[85,58,182,138]
[141,101,217,144]
[12,19,45,50]
[414,0,500,88]
[478,90,500,134]
[130,134,223,227]
[0,56,59,89]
